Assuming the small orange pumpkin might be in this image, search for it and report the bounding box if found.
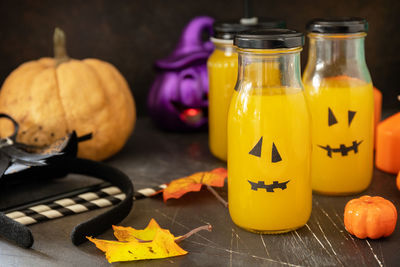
[0,28,136,161]
[397,171,400,191]
[344,195,397,239]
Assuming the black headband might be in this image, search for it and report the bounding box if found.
[0,114,134,248]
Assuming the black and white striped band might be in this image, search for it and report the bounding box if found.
[5,183,167,226]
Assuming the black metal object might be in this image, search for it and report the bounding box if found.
[0,114,134,248]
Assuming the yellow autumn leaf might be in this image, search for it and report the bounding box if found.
[88,228,187,263]
[112,219,182,242]
[87,218,211,263]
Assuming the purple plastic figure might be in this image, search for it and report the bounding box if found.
[148,16,214,131]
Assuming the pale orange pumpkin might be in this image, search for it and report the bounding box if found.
[344,195,397,239]
[0,28,136,161]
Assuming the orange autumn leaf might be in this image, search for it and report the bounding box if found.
[87,218,211,263]
[163,168,227,202]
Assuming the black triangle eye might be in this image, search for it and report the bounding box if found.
[271,142,282,163]
[328,107,338,126]
[348,110,356,126]
[249,137,262,157]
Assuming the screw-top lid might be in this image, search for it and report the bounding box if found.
[213,18,286,40]
[234,29,304,49]
[306,17,368,34]
[257,18,286,29]
[213,21,254,40]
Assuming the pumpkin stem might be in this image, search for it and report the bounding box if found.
[54,27,70,66]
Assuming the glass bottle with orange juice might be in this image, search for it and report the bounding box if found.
[207,19,285,161]
[228,29,311,233]
[303,18,374,195]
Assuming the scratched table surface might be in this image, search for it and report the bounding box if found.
[0,117,399,267]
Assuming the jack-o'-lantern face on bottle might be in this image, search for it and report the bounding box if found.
[247,137,290,192]
[318,107,363,157]
[226,87,312,230]
[303,78,374,194]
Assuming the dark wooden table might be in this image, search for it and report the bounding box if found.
[0,118,399,266]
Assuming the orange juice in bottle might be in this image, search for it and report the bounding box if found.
[228,29,311,233]
[207,26,239,161]
[303,18,374,195]
[208,19,285,161]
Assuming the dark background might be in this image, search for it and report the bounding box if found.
[0,0,398,116]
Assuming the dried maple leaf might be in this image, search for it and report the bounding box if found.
[112,218,182,242]
[163,168,227,202]
[87,218,211,263]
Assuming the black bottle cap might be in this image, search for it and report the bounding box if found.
[234,29,304,49]
[257,18,286,29]
[306,17,368,34]
[213,21,254,40]
[213,18,286,40]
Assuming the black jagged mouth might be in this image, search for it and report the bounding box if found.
[248,180,290,192]
[318,140,363,157]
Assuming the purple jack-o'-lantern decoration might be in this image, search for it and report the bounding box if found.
[148,16,214,131]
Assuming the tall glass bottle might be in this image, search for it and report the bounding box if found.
[228,29,311,233]
[208,19,285,161]
[303,18,374,195]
